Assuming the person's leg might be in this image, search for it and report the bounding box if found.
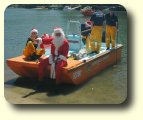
[82,36,86,45]
[106,25,111,49]
[90,26,96,52]
[96,26,103,53]
[111,26,117,49]
[38,58,49,81]
[36,49,45,56]
[48,61,66,95]
[55,61,67,84]
[86,36,91,52]
[35,58,50,90]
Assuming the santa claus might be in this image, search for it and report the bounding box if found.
[38,27,69,86]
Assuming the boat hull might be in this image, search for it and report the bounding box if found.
[6,44,123,85]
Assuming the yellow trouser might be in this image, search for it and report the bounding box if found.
[106,25,117,48]
[23,41,45,57]
[86,36,91,51]
[89,26,103,52]
[83,36,91,51]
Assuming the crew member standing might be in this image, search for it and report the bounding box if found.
[105,8,118,50]
[89,7,104,54]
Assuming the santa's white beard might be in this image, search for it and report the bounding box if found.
[52,36,64,48]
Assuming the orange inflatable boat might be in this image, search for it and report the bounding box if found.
[6,44,123,85]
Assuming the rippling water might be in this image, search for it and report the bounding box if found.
[4,8,127,104]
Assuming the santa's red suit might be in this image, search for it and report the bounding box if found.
[38,28,69,84]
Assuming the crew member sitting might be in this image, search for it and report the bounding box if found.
[23,28,45,60]
[37,27,69,93]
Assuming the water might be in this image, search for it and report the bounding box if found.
[4,8,127,104]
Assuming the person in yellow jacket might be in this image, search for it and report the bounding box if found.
[23,28,45,60]
[105,8,118,50]
[89,8,104,54]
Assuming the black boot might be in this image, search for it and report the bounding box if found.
[106,47,110,50]
[48,79,59,96]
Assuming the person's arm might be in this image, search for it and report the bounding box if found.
[42,37,53,44]
[58,41,69,62]
[63,42,69,57]
[34,36,53,45]
[25,38,31,47]
[115,16,118,30]
[103,12,105,21]
[103,14,106,30]
[90,14,95,27]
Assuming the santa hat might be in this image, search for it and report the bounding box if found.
[54,27,63,34]
[53,27,65,37]
[30,28,38,35]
